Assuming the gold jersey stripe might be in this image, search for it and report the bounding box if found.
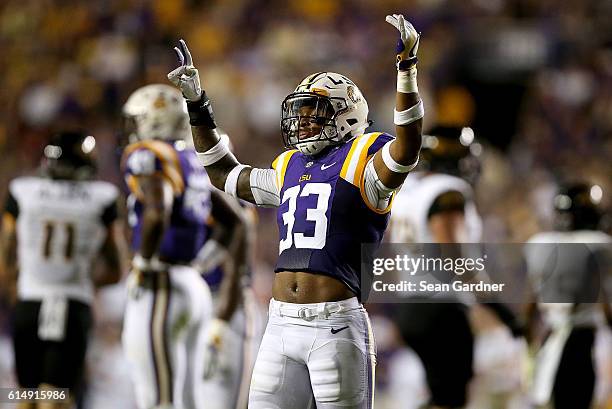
[271,150,298,189]
[340,132,382,186]
[122,140,184,194]
[354,133,381,184]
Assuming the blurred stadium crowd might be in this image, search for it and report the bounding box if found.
[0,0,611,408]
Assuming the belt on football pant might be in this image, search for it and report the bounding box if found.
[271,297,360,321]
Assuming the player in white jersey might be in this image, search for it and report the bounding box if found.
[389,126,525,409]
[525,182,612,409]
[120,84,248,409]
[0,131,127,409]
[390,127,482,244]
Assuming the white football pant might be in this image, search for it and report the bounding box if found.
[122,266,212,409]
[249,297,376,409]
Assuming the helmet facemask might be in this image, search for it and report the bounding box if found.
[281,92,347,155]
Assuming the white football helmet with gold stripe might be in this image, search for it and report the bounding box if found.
[281,72,369,155]
[123,84,189,143]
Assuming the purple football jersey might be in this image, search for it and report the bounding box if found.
[122,140,212,263]
[274,132,394,297]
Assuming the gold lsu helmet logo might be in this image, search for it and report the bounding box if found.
[153,94,167,109]
[311,88,330,97]
[346,86,361,103]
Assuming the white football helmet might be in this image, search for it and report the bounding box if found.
[122,84,189,142]
[281,72,369,155]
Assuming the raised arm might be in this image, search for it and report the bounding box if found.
[167,41,258,205]
[371,14,423,189]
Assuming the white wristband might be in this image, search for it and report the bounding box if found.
[196,137,230,166]
[382,141,419,173]
[394,100,424,126]
[224,164,249,198]
[397,67,418,93]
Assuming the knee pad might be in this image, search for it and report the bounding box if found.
[309,342,368,404]
[251,349,286,394]
[309,356,342,402]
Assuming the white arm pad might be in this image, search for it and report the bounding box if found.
[249,168,280,207]
[196,135,231,166]
[224,164,249,198]
[382,141,419,173]
[363,158,398,211]
[393,99,424,126]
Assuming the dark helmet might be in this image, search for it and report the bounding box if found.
[420,125,482,184]
[553,182,604,231]
[42,130,97,180]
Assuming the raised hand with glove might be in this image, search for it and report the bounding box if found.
[368,13,423,191]
[167,39,202,102]
[385,13,421,102]
[385,14,420,72]
[167,39,251,201]
[167,39,219,132]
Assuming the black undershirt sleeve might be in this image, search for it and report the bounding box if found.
[101,200,118,227]
[4,191,19,218]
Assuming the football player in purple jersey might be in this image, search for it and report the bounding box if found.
[168,14,423,409]
[120,84,248,409]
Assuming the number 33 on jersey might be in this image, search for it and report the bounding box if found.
[272,132,394,297]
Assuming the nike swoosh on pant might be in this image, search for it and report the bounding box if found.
[330,326,349,334]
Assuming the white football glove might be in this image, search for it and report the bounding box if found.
[167,39,202,101]
[202,318,232,380]
[385,14,420,71]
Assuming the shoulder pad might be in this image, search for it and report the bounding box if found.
[122,140,184,194]
[271,150,298,190]
[340,132,385,186]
